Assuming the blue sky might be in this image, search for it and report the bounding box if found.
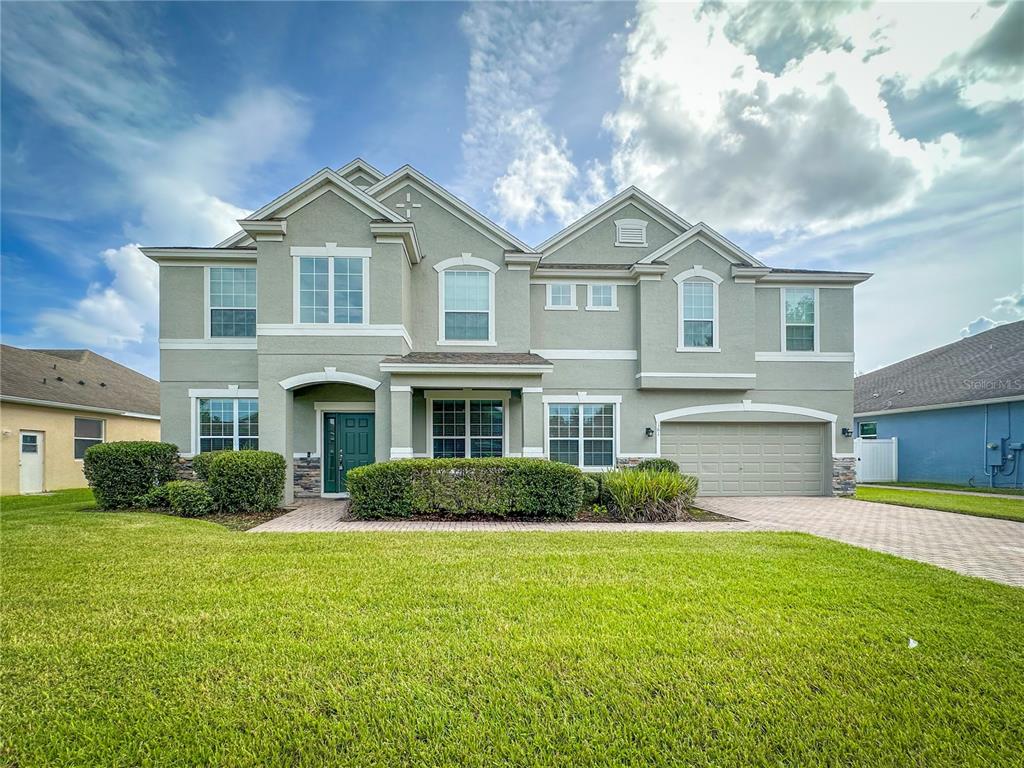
[2,1,1021,379]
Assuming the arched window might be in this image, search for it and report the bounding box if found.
[434,255,498,345]
[674,266,722,352]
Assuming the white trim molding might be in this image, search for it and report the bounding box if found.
[530,348,637,360]
[390,447,415,459]
[636,372,756,379]
[756,352,854,362]
[675,265,721,353]
[542,393,623,404]
[522,387,544,394]
[379,362,552,374]
[585,283,618,311]
[545,283,577,310]
[432,254,500,274]
[257,323,412,347]
[653,400,840,455]
[160,338,257,350]
[187,386,259,398]
[278,368,382,391]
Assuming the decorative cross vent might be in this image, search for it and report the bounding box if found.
[395,192,422,220]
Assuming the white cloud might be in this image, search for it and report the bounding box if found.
[459,3,602,226]
[962,286,1024,337]
[2,4,311,360]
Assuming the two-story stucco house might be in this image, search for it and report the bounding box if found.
[143,159,870,503]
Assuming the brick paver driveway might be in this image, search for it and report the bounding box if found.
[700,496,1024,587]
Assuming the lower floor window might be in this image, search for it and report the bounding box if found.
[198,398,259,452]
[74,417,104,459]
[548,403,615,469]
[858,422,877,439]
[432,398,504,458]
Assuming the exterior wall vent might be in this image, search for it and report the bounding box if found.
[614,218,648,247]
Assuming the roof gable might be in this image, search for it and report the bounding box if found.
[854,320,1024,414]
[368,165,533,253]
[337,157,386,187]
[638,222,765,268]
[218,168,405,248]
[536,186,691,256]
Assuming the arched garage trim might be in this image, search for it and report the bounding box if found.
[653,400,839,455]
[279,367,382,391]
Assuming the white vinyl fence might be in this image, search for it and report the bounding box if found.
[854,437,898,483]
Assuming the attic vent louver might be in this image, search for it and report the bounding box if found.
[614,218,648,247]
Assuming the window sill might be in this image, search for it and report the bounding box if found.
[676,346,721,353]
[544,305,578,311]
[614,242,647,248]
[437,340,498,346]
[585,305,618,312]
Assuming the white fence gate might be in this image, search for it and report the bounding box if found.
[854,437,898,483]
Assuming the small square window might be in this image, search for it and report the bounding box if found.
[587,284,617,311]
[546,284,575,309]
[858,422,877,439]
[74,418,104,459]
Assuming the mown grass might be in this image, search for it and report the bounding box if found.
[864,480,1024,497]
[2,492,1022,766]
[855,485,1024,523]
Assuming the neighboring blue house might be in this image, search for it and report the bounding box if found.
[854,321,1024,489]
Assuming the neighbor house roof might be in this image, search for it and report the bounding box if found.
[854,321,1024,416]
[1,346,160,417]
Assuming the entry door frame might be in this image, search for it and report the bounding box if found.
[315,401,375,498]
[19,430,45,494]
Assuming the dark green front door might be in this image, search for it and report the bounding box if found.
[323,412,375,494]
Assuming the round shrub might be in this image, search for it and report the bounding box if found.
[636,457,680,474]
[191,451,225,481]
[602,469,699,522]
[207,450,286,513]
[582,474,600,505]
[83,441,179,510]
[134,483,172,509]
[348,458,585,520]
[165,480,215,518]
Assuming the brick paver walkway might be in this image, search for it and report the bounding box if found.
[250,496,1024,587]
[700,496,1024,587]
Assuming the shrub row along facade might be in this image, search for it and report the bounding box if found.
[144,159,870,503]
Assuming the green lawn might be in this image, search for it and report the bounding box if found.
[863,480,1024,496]
[2,492,1022,766]
[855,485,1024,523]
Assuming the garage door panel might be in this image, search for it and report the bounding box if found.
[661,422,826,496]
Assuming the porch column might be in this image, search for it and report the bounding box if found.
[522,387,545,458]
[262,384,295,503]
[389,385,413,459]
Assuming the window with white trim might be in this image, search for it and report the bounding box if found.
[198,398,259,452]
[210,267,256,337]
[784,288,816,351]
[548,403,615,469]
[431,399,504,457]
[586,284,617,311]
[546,283,576,310]
[614,218,647,247]
[298,256,365,324]
[858,422,877,439]
[74,418,104,459]
[680,278,716,348]
[442,270,491,342]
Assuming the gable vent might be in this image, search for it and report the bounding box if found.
[615,218,648,247]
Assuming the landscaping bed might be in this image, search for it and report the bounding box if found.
[2,492,1022,766]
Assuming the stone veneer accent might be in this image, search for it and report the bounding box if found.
[832,455,856,496]
[294,456,321,498]
[615,456,644,468]
[174,455,196,480]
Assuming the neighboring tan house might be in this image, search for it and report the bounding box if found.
[142,159,870,503]
[854,321,1024,489]
[0,346,161,495]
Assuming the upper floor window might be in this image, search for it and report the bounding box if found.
[614,218,648,247]
[434,255,498,345]
[198,398,259,452]
[545,283,576,310]
[210,267,256,337]
[784,288,817,352]
[675,266,721,352]
[297,255,365,324]
[74,417,104,459]
[586,284,617,311]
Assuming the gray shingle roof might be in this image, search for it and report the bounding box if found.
[535,263,632,271]
[381,352,551,366]
[1,346,160,416]
[854,321,1024,414]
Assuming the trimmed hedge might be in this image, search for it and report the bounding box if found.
[165,480,215,518]
[347,459,586,520]
[191,451,224,481]
[83,441,179,510]
[602,469,699,522]
[636,457,680,474]
[206,450,285,513]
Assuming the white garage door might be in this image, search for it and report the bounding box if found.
[660,422,826,496]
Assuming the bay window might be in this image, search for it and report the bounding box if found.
[431,398,504,457]
[784,288,817,351]
[547,403,616,470]
[198,398,259,452]
[209,267,256,337]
